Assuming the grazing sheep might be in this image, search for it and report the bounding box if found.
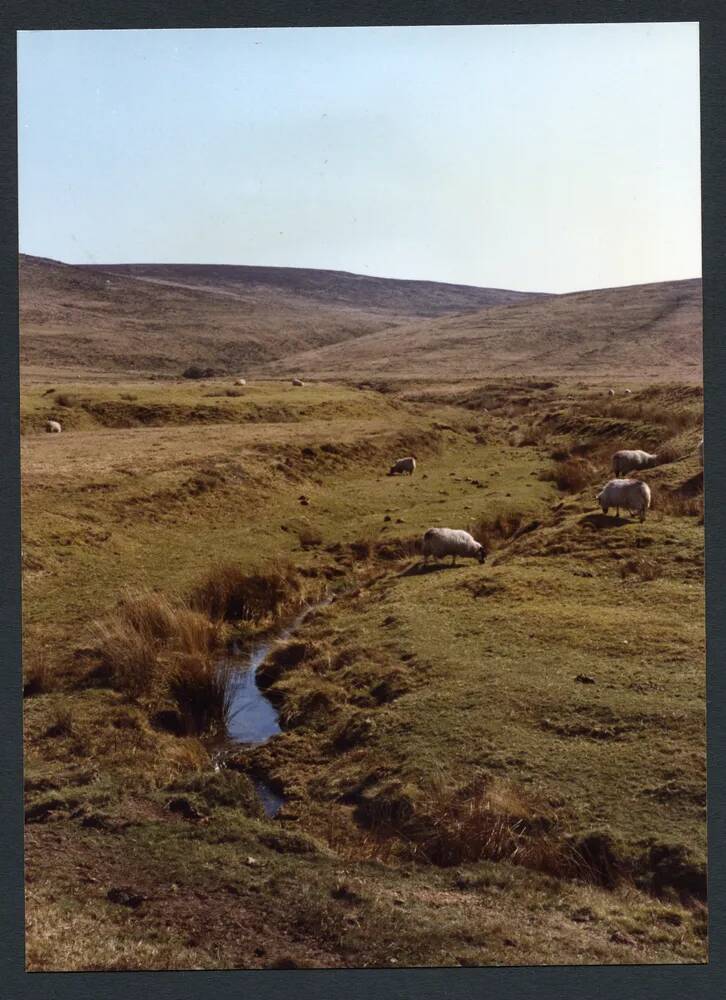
[234,378,247,386]
[388,456,416,476]
[624,388,632,395]
[46,420,62,434]
[611,449,658,477]
[422,527,486,566]
[699,437,704,465]
[607,389,615,397]
[596,479,651,522]
[292,378,305,387]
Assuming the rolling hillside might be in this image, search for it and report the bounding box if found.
[19,256,544,376]
[19,255,701,381]
[270,278,703,382]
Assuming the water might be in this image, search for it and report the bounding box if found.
[217,599,332,817]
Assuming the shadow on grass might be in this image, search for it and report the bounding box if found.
[579,512,635,530]
[399,562,464,577]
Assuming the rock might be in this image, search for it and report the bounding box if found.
[575,674,596,684]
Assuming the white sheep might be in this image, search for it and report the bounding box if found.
[611,449,658,477]
[292,378,305,387]
[624,388,632,395]
[596,479,651,522]
[234,378,247,386]
[422,527,486,566]
[388,456,416,476]
[699,437,704,465]
[607,389,615,397]
[46,420,62,434]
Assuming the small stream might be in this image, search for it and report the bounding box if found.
[212,597,333,817]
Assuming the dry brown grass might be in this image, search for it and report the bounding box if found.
[619,557,662,582]
[471,505,535,550]
[23,650,53,697]
[189,562,302,623]
[655,492,704,519]
[539,457,598,494]
[355,772,590,879]
[94,588,224,713]
[167,653,232,736]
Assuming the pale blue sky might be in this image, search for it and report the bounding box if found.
[17,24,701,293]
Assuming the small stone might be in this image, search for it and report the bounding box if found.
[575,674,596,685]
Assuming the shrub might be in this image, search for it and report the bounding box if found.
[189,562,301,623]
[182,365,216,380]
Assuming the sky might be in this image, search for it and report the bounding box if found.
[17,24,701,294]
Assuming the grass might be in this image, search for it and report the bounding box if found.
[93,587,229,733]
[20,375,705,969]
[189,561,302,623]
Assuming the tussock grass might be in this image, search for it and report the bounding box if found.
[471,504,536,550]
[45,706,74,738]
[93,587,228,732]
[189,562,302,623]
[23,651,53,697]
[539,457,598,494]
[619,557,662,582]
[355,772,588,878]
[167,653,232,736]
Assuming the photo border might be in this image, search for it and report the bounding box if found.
[1,3,723,998]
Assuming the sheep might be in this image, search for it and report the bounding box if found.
[596,478,651,522]
[611,449,658,477]
[292,378,305,387]
[388,456,416,476]
[699,437,704,465]
[422,527,486,566]
[607,389,615,397]
[234,378,247,386]
[624,388,632,395]
[46,420,62,434]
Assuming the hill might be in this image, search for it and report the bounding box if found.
[268,278,703,383]
[19,255,545,376]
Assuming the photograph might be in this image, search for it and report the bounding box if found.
[18,22,706,971]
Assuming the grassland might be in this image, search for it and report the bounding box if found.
[21,376,705,970]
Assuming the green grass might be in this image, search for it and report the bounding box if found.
[21,376,705,969]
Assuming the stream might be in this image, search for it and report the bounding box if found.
[212,597,333,817]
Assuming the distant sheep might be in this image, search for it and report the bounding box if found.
[422,527,486,566]
[607,389,615,397]
[46,420,62,434]
[699,437,704,465]
[624,388,632,395]
[611,449,658,477]
[596,479,651,522]
[234,378,247,386]
[388,456,416,476]
[292,378,305,387]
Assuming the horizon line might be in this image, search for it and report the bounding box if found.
[18,251,703,299]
